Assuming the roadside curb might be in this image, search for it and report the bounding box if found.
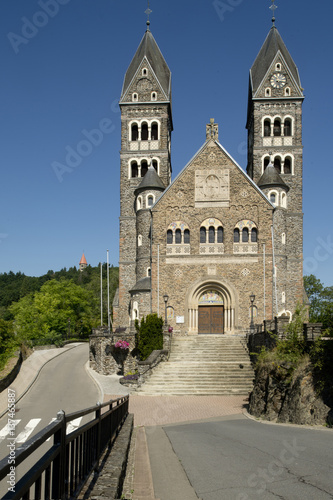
[85,360,104,404]
[242,409,332,432]
[0,343,83,419]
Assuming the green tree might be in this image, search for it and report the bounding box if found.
[10,279,98,345]
[0,318,16,370]
[304,275,333,334]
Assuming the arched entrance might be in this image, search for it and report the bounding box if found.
[198,291,224,334]
[186,279,237,334]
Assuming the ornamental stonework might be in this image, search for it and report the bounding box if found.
[195,169,230,207]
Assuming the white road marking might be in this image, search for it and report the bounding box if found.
[0,415,84,446]
[0,420,20,442]
[15,419,41,444]
[66,417,82,435]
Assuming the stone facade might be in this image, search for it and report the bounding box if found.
[112,25,305,341]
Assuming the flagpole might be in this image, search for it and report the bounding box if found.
[107,249,110,332]
[100,262,103,325]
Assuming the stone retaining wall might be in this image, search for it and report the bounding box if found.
[0,352,22,393]
[90,328,137,375]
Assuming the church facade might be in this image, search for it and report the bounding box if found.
[113,20,304,335]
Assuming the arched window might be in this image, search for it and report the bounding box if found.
[264,120,271,137]
[209,226,215,244]
[270,193,276,204]
[217,227,223,243]
[284,87,291,97]
[137,196,142,210]
[265,88,271,97]
[284,119,292,136]
[131,124,138,141]
[141,123,148,141]
[200,227,207,244]
[151,92,157,101]
[274,157,281,173]
[273,119,281,137]
[166,221,190,251]
[147,195,154,207]
[147,268,151,277]
[151,122,159,140]
[142,68,148,76]
[141,161,148,177]
[234,228,240,243]
[132,93,138,102]
[264,157,270,170]
[284,157,292,174]
[132,301,139,321]
[281,192,287,208]
[152,159,158,173]
[251,228,258,243]
[242,228,249,243]
[131,161,138,178]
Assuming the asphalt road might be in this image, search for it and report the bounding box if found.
[162,415,333,500]
[0,343,100,498]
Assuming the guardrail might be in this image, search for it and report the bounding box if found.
[0,395,129,500]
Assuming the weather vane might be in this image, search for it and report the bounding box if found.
[145,0,152,29]
[269,0,277,26]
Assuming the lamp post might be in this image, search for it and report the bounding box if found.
[163,294,169,326]
[250,293,255,333]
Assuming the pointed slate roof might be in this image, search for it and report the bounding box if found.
[79,253,87,265]
[257,163,289,191]
[121,29,171,99]
[250,26,301,95]
[130,277,151,293]
[135,165,165,194]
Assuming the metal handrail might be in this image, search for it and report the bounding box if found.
[0,395,129,500]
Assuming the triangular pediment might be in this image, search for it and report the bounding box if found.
[254,51,303,99]
[153,139,273,210]
[120,57,169,104]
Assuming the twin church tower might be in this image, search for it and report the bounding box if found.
[113,12,304,335]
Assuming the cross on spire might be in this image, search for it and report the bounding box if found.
[269,0,277,26]
[145,0,152,30]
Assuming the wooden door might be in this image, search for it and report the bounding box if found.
[198,306,224,334]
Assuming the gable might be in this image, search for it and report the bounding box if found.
[254,52,303,99]
[154,140,273,211]
[120,57,169,103]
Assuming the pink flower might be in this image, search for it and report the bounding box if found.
[114,341,130,350]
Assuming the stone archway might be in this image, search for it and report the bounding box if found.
[186,279,238,335]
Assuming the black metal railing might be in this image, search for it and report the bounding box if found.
[0,395,129,500]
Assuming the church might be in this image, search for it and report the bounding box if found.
[112,13,304,335]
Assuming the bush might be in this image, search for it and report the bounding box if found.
[135,314,163,361]
[255,305,308,377]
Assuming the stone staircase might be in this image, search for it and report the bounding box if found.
[135,334,254,396]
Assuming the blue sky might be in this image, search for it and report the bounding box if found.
[0,0,332,286]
